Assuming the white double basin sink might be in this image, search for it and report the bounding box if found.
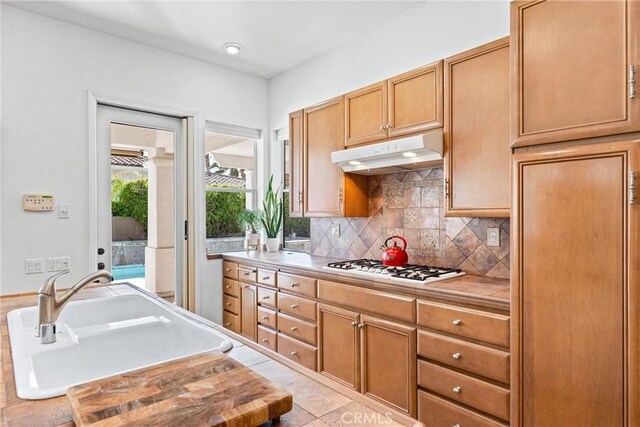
[7,292,232,399]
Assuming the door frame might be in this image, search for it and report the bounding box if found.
[87,91,201,312]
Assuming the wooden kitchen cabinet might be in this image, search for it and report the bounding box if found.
[511,0,640,147]
[345,81,388,147]
[288,110,304,217]
[239,283,257,342]
[512,138,640,426]
[388,61,443,138]
[318,304,361,390]
[361,314,417,417]
[304,97,368,217]
[444,37,510,217]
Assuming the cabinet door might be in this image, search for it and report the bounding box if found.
[512,139,640,426]
[444,38,510,217]
[240,283,257,342]
[288,110,304,217]
[345,81,388,147]
[304,97,344,217]
[511,0,640,147]
[360,314,417,417]
[388,61,443,138]
[318,304,360,390]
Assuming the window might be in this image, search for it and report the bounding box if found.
[282,139,310,252]
[204,124,258,253]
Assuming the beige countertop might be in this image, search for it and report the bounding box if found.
[223,251,510,311]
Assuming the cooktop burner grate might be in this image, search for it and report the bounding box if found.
[325,259,464,283]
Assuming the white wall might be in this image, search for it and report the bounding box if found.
[268,1,509,179]
[1,5,269,296]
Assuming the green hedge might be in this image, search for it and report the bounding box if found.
[283,192,310,238]
[205,191,245,238]
[112,178,148,233]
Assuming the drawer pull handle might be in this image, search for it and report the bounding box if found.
[453,425,461,427]
[243,272,252,276]
[225,302,231,306]
[453,386,461,394]
[452,352,461,360]
[224,322,231,326]
[225,285,231,289]
[291,282,300,287]
[290,351,297,356]
[452,319,462,326]
[290,326,298,331]
[224,268,232,272]
[262,276,271,280]
[261,316,269,320]
[290,304,298,309]
[262,338,268,343]
[262,296,270,300]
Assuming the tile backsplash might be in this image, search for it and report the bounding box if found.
[309,168,510,279]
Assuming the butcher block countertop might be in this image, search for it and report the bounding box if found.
[223,251,510,311]
[67,352,292,427]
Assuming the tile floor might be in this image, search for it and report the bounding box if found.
[225,337,412,427]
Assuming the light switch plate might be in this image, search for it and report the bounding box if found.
[25,259,44,274]
[58,203,70,219]
[487,228,500,247]
[23,194,54,211]
[330,224,340,237]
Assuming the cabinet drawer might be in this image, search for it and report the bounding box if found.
[417,300,509,347]
[258,306,278,329]
[257,268,277,287]
[418,361,510,421]
[418,331,510,384]
[277,293,317,322]
[418,391,506,427]
[278,312,317,346]
[257,286,277,308]
[222,310,240,334]
[237,264,257,283]
[223,261,238,279]
[277,333,317,371]
[257,325,277,352]
[278,273,317,298]
[319,280,415,323]
[223,278,239,298]
[222,294,239,315]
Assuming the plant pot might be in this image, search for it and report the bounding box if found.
[266,238,280,252]
[246,232,260,246]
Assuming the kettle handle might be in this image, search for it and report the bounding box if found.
[384,235,407,250]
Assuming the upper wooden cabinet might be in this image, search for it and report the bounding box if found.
[444,37,511,218]
[344,61,444,148]
[288,110,304,217]
[345,81,388,147]
[388,61,443,138]
[511,0,640,147]
[304,97,368,217]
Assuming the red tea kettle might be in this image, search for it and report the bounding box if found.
[381,235,409,267]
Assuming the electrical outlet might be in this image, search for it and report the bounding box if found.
[330,224,340,237]
[487,228,500,247]
[25,258,44,274]
[47,256,70,271]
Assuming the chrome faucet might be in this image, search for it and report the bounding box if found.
[37,270,113,344]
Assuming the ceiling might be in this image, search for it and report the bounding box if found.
[8,1,423,78]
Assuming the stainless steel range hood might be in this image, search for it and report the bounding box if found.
[330,131,443,175]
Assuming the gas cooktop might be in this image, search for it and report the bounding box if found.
[323,259,465,285]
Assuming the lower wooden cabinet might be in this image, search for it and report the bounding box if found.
[318,304,360,390]
[277,333,317,371]
[239,283,257,342]
[361,315,417,417]
[222,310,240,334]
[257,325,277,352]
[418,391,506,427]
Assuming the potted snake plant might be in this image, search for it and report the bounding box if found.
[260,176,283,252]
[238,209,262,247]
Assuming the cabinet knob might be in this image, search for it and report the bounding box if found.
[453,386,461,394]
[452,319,462,326]
[290,304,298,309]
[290,351,297,356]
[225,302,231,306]
[261,316,269,320]
[225,268,232,272]
[357,323,365,329]
[243,272,251,276]
[262,338,268,343]
[351,321,358,327]
[225,285,231,289]
[379,125,384,131]
[452,352,461,360]
[453,424,461,427]
[291,282,300,287]
[224,322,231,326]
[290,326,298,331]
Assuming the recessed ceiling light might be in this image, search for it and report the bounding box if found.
[349,160,361,165]
[402,152,417,158]
[223,42,241,55]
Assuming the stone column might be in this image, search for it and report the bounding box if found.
[144,148,175,296]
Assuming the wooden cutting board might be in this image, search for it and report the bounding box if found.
[66,351,293,427]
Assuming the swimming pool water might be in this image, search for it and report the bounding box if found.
[112,264,145,280]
